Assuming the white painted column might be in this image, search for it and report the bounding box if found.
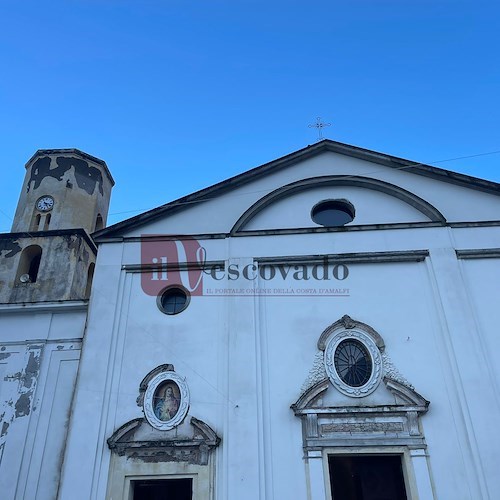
[223,258,261,500]
[409,448,434,500]
[427,248,496,499]
[306,450,328,500]
[58,247,124,500]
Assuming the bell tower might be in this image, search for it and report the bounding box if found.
[0,148,114,500]
[12,149,114,234]
[0,149,114,304]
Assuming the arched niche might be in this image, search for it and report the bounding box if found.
[15,245,42,283]
[31,213,41,231]
[94,213,104,231]
[231,175,446,234]
[43,213,51,230]
[84,262,95,299]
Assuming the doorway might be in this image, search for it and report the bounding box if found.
[328,455,407,500]
[132,478,192,500]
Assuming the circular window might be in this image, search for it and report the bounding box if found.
[157,287,190,315]
[334,339,372,387]
[311,199,355,227]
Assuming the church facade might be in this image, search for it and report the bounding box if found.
[1,140,500,499]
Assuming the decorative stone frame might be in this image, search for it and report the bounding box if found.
[107,364,221,500]
[324,328,382,397]
[143,370,190,430]
[321,446,422,500]
[156,284,191,316]
[122,472,208,500]
[292,377,430,451]
[292,315,434,499]
[106,417,220,500]
[310,198,356,227]
[107,416,220,465]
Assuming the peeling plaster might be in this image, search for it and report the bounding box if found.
[4,372,22,382]
[0,239,22,258]
[0,420,7,443]
[23,351,40,389]
[0,346,42,448]
[15,393,31,418]
[66,235,82,253]
[27,156,104,195]
[0,353,11,361]
[60,157,104,196]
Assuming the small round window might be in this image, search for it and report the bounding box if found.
[334,339,372,387]
[311,199,355,227]
[157,287,190,315]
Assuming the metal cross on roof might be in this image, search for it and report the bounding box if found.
[308,116,331,141]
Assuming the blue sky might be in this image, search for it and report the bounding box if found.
[1,0,499,232]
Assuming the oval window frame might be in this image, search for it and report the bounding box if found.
[311,199,355,227]
[143,371,190,430]
[324,329,382,397]
[334,338,372,387]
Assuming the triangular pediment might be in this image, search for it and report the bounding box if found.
[95,140,500,240]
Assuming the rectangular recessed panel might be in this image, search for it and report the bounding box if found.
[329,455,407,500]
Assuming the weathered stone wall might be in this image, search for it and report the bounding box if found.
[0,232,96,304]
[11,150,114,234]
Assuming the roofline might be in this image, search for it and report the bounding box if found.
[25,148,115,186]
[94,139,500,239]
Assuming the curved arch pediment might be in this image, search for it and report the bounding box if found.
[107,416,220,464]
[317,314,385,351]
[230,175,446,234]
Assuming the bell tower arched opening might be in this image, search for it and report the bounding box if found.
[95,213,104,231]
[85,263,95,299]
[16,245,42,283]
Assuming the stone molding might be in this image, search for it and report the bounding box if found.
[294,315,430,450]
[324,328,383,397]
[230,175,446,234]
[143,371,190,431]
[137,364,175,406]
[317,314,385,351]
[107,417,220,465]
[292,378,430,449]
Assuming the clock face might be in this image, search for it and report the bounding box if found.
[36,196,54,212]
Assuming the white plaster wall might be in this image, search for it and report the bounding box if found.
[0,306,85,500]
[242,186,429,231]
[254,258,489,499]
[454,257,500,491]
[60,219,500,500]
